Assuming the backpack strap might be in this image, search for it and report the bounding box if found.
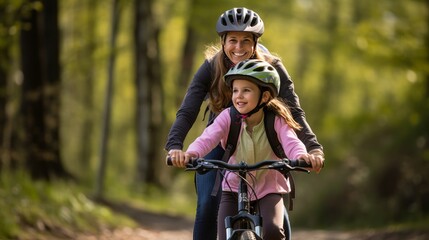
[264,108,286,158]
[222,106,242,162]
[264,108,296,211]
[211,106,242,196]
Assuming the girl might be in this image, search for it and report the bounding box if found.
[170,59,323,240]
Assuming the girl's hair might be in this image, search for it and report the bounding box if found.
[266,96,302,130]
[205,42,279,114]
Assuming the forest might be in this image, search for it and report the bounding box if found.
[0,0,428,238]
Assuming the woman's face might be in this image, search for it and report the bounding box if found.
[223,32,256,65]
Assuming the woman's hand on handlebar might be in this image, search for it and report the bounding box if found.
[299,152,324,173]
[167,149,197,168]
[309,149,325,173]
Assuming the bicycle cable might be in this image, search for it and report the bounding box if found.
[220,167,264,215]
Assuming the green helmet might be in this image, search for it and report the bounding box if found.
[224,59,280,97]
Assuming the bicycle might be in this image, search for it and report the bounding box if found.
[167,157,312,240]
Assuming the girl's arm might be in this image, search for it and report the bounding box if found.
[165,60,213,151]
[186,108,231,158]
[275,116,307,160]
[275,117,324,172]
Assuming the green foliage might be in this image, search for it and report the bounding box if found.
[0,171,135,239]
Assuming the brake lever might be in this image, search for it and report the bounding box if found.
[292,166,310,173]
[185,159,200,171]
[185,160,216,174]
[271,162,310,174]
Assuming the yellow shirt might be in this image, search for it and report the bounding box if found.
[236,116,272,166]
[227,116,290,200]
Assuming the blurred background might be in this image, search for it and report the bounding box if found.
[0,0,428,238]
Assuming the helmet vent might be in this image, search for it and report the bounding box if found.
[254,66,265,72]
[245,61,257,69]
[227,10,234,23]
[244,13,250,24]
[250,16,259,27]
[237,13,242,23]
[237,61,245,69]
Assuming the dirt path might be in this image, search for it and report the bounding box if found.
[77,227,429,240]
[77,228,429,240]
[75,200,428,240]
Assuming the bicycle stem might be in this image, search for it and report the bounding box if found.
[238,170,250,214]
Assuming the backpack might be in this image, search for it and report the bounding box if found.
[222,106,297,210]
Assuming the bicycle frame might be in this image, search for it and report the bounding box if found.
[225,163,264,239]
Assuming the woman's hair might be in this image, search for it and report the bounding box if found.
[205,42,280,114]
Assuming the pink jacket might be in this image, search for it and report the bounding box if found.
[187,108,307,200]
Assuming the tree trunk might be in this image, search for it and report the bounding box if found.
[19,0,69,180]
[79,0,98,168]
[134,0,163,186]
[41,0,67,177]
[425,0,429,98]
[0,3,9,170]
[20,1,49,179]
[0,3,22,172]
[0,45,7,171]
[94,0,120,199]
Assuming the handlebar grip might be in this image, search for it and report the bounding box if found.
[288,159,312,168]
[166,156,173,166]
[166,156,197,167]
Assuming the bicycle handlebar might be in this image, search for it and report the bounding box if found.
[166,156,312,174]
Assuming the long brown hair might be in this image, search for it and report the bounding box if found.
[266,97,302,130]
[205,43,279,114]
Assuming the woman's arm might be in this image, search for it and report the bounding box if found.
[274,60,323,152]
[165,60,213,151]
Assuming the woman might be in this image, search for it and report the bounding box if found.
[165,7,324,240]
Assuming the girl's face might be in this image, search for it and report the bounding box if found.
[232,79,262,114]
[223,32,255,65]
